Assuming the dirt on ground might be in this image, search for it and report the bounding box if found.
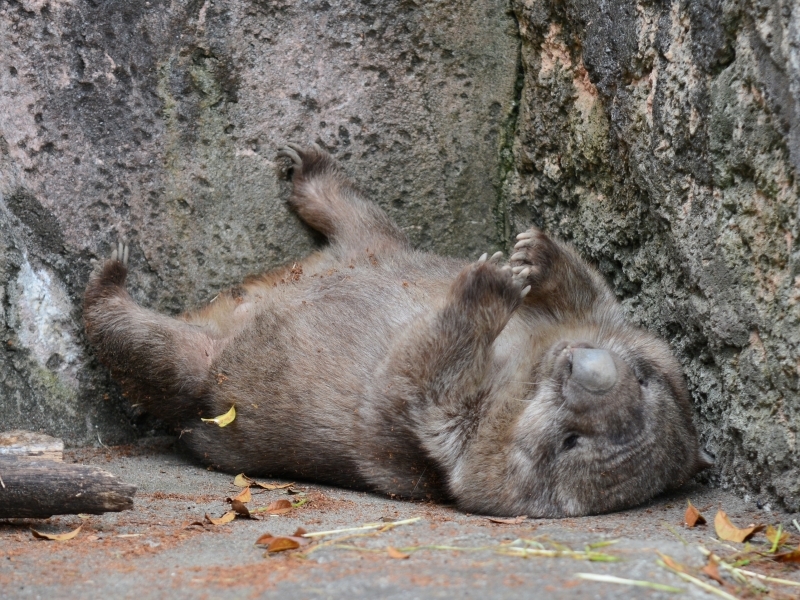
[2,438,799,599]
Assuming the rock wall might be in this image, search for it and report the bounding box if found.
[508,0,800,510]
[0,0,518,444]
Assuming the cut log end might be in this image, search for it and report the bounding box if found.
[0,457,137,519]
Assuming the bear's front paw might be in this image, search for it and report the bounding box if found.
[451,252,529,321]
[509,227,554,288]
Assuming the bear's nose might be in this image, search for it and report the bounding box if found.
[570,348,618,393]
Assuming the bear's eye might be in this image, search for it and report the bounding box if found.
[562,434,580,450]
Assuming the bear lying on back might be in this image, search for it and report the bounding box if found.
[84,144,710,517]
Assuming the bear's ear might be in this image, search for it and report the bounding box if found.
[696,449,715,472]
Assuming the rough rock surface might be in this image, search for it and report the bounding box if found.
[0,1,518,443]
[2,0,799,512]
[508,0,800,510]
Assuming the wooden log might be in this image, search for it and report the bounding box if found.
[0,430,64,461]
[0,430,135,518]
[0,457,137,518]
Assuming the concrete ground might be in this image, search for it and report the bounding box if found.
[1,438,799,599]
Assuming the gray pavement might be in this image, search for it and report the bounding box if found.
[1,437,798,599]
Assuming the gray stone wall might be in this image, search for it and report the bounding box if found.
[508,0,800,510]
[0,0,518,444]
[1,0,799,511]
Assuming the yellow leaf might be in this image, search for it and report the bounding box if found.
[205,511,236,526]
[714,510,764,543]
[233,473,254,487]
[201,405,236,427]
[30,525,82,541]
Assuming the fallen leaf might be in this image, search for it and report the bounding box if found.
[684,501,706,527]
[766,524,789,550]
[254,481,295,491]
[205,511,236,526]
[266,537,300,552]
[773,546,800,563]
[486,515,527,525]
[233,473,294,490]
[293,527,307,536]
[714,510,764,543]
[30,525,82,541]
[657,552,687,573]
[265,499,293,515]
[255,532,310,551]
[701,561,724,585]
[387,546,410,559]
[228,499,252,518]
[231,487,252,503]
[234,473,254,487]
[201,405,236,427]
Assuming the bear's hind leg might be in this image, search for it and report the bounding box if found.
[84,243,218,423]
[278,143,409,256]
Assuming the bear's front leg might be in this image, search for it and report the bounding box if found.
[355,253,530,499]
[386,253,529,460]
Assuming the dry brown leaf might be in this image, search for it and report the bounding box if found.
[657,552,687,573]
[701,560,725,585]
[255,532,310,551]
[684,501,706,527]
[766,525,789,549]
[228,499,252,518]
[714,510,764,543]
[293,527,307,536]
[205,511,236,526]
[267,537,300,552]
[256,482,295,491]
[387,546,410,559]
[486,515,527,525]
[30,525,82,541]
[234,473,295,491]
[773,546,800,563]
[265,499,293,515]
[255,532,275,545]
[232,487,252,503]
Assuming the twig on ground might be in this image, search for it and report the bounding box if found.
[298,517,422,557]
[301,517,421,538]
[575,573,682,593]
[498,546,618,561]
